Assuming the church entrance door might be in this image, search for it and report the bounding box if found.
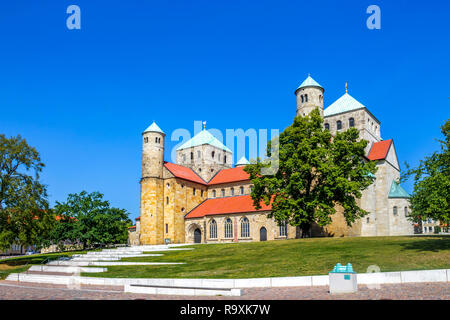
[260,227,267,241]
[194,228,202,243]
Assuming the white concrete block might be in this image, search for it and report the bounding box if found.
[234,278,271,288]
[311,275,329,286]
[271,276,312,287]
[401,269,447,283]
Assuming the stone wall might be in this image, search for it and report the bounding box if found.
[185,211,297,243]
[208,181,252,198]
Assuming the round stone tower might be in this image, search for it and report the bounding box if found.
[140,122,165,245]
[295,75,324,117]
[142,122,165,178]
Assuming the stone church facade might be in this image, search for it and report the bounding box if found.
[129,75,414,245]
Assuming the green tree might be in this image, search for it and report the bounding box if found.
[402,119,450,226]
[52,191,131,249]
[244,109,377,235]
[0,134,53,250]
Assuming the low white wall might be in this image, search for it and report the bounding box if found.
[7,269,449,288]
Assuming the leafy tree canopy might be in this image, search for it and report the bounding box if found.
[52,191,132,249]
[244,109,377,233]
[402,119,450,225]
[0,134,52,250]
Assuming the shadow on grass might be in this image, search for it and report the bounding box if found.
[399,236,450,252]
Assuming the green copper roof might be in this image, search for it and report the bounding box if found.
[324,93,366,117]
[236,156,250,166]
[144,122,164,134]
[177,129,232,152]
[388,180,410,198]
[296,75,323,91]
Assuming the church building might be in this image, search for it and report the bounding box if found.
[128,75,414,245]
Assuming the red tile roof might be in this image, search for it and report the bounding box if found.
[136,216,140,221]
[185,195,271,219]
[208,166,250,185]
[368,139,393,161]
[164,162,207,185]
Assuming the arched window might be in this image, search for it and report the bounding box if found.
[231,187,234,196]
[212,190,216,198]
[279,221,287,237]
[337,120,342,130]
[166,197,169,205]
[221,189,225,197]
[190,152,194,160]
[144,137,148,143]
[209,220,217,239]
[225,218,233,238]
[301,95,304,103]
[305,94,308,102]
[224,156,227,164]
[349,118,355,127]
[155,137,158,143]
[324,123,330,130]
[211,151,215,159]
[241,217,250,238]
[193,188,196,195]
[393,206,398,216]
[240,186,244,195]
[404,207,408,217]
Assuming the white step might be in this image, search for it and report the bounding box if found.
[124,284,241,296]
[28,265,107,273]
[47,261,185,267]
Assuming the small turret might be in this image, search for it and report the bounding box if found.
[295,75,324,117]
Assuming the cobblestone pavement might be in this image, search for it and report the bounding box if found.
[0,280,448,300]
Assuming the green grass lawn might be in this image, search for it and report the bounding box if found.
[0,251,87,280]
[84,235,450,279]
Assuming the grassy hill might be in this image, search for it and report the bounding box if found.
[86,235,450,279]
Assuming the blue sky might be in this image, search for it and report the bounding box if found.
[0,0,449,221]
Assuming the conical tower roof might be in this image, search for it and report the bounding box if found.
[295,75,324,93]
[235,156,250,166]
[144,121,164,134]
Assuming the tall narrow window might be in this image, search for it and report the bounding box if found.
[230,188,234,196]
[224,155,227,164]
[190,152,194,160]
[301,95,304,103]
[218,154,221,161]
[241,217,250,238]
[337,120,342,130]
[349,118,355,127]
[155,137,158,143]
[209,220,217,239]
[393,206,398,216]
[279,221,287,237]
[404,207,408,217]
[240,186,244,195]
[212,190,216,198]
[166,197,169,205]
[211,151,215,159]
[165,224,168,233]
[183,154,186,162]
[197,151,201,158]
[221,189,225,197]
[225,218,233,238]
[193,188,196,195]
[201,190,204,197]
[324,123,330,130]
